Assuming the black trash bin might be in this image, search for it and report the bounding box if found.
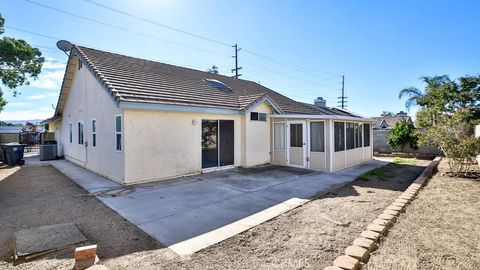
[3,144,26,166]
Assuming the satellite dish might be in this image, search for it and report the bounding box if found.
[56,40,72,52]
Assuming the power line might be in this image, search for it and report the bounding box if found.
[242,48,343,78]
[83,0,232,47]
[5,26,61,40]
[24,0,231,58]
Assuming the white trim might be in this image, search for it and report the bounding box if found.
[269,114,375,122]
[115,114,122,152]
[243,96,284,114]
[329,119,334,172]
[91,119,97,148]
[120,101,242,115]
[308,120,327,171]
[201,165,235,173]
[286,120,307,168]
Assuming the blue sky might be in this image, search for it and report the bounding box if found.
[1,0,479,121]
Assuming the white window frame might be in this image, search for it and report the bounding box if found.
[91,119,97,148]
[68,122,73,144]
[273,122,286,151]
[78,121,84,145]
[115,114,122,152]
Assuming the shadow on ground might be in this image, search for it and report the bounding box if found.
[0,165,160,264]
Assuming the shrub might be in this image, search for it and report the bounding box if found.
[387,120,419,152]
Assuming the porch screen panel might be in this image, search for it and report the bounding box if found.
[346,122,355,150]
[310,122,324,152]
[202,120,218,168]
[334,122,345,152]
[363,124,371,147]
[219,120,234,166]
[274,123,285,150]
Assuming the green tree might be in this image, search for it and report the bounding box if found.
[387,120,419,152]
[0,14,44,111]
[400,75,480,174]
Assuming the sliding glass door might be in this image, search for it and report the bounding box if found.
[202,120,234,169]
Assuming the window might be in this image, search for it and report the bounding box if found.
[310,122,325,152]
[355,123,363,148]
[78,122,84,145]
[115,115,122,151]
[273,123,285,150]
[334,122,345,152]
[363,124,371,147]
[92,119,97,148]
[290,123,303,147]
[346,122,355,150]
[250,112,267,122]
[68,123,73,143]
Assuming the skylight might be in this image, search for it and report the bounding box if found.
[203,79,232,92]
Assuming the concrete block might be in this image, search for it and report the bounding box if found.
[324,266,343,270]
[333,255,359,270]
[372,218,392,227]
[391,201,406,208]
[387,205,403,212]
[383,209,400,216]
[345,245,370,262]
[353,237,377,251]
[378,213,397,222]
[395,198,409,203]
[409,183,422,189]
[399,194,413,200]
[360,230,380,241]
[367,223,386,233]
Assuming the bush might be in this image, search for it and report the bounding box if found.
[387,120,419,152]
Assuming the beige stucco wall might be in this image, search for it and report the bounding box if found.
[123,110,244,184]
[244,102,273,167]
[60,64,124,183]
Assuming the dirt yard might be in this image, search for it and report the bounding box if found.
[0,159,430,269]
[364,159,480,270]
[0,165,159,270]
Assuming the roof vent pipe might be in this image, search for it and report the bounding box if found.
[314,97,326,107]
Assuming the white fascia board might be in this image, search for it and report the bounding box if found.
[119,101,242,115]
[268,114,376,122]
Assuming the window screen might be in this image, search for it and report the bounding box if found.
[355,123,363,148]
[115,115,122,151]
[78,122,84,145]
[346,122,355,150]
[274,123,285,150]
[334,122,345,152]
[310,122,325,152]
[68,123,73,143]
[363,124,371,146]
[250,112,267,121]
[290,124,303,147]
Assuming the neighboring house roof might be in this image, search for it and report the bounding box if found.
[54,45,360,118]
[0,126,23,134]
[371,115,412,129]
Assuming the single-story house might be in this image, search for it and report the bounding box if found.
[43,45,374,185]
[371,111,412,130]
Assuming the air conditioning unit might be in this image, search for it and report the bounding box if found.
[40,144,57,161]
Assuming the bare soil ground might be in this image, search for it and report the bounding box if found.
[0,159,430,269]
[364,159,480,270]
[0,165,159,270]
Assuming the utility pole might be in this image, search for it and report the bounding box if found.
[231,44,242,78]
[337,75,348,109]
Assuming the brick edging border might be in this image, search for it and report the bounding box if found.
[324,157,442,270]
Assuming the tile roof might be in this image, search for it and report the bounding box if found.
[64,45,359,116]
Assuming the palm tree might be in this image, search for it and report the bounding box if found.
[398,75,451,111]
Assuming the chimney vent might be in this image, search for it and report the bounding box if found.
[314,97,326,107]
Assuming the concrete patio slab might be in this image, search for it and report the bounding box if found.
[24,157,388,255]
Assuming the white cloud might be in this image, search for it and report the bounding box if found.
[6,102,31,107]
[30,70,65,90]
[0,108,54,121]
[25,92,58,100]
[43,58,67,70]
